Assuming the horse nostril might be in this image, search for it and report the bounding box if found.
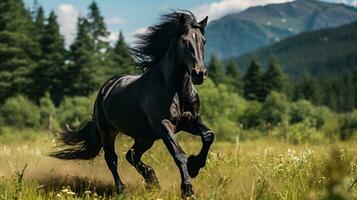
[204,70,208,77]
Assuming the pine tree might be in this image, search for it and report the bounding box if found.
[225,59,243,93]
[33,6,45,42]
[67,17,98,96]
[261,56,286,98]
[340,72,355,111]
[293,72,319,102]
[207,52,225,84]
[107,31,134,76]
[87,1,109,54]
[353,70,357,109]
[32,11,66,104]
[0,0,40,101]
[87,1,111,82]
[243,58,263,101]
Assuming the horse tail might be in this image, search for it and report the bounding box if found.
[50,120,102,160]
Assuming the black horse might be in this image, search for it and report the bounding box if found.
[50,11,214,198]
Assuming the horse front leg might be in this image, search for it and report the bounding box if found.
[178,112,215,178]
[159,119,194,198]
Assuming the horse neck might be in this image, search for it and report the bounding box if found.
[158,50,197,103]
[157,40,187,91]
[153,40,198,109]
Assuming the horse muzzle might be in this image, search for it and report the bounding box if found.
[191,66,207,85]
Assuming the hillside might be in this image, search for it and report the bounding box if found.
[205,0,357,59]
[233,21,357,77]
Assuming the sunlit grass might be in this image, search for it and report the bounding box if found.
[0,130,356,199]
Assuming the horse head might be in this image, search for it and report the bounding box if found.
[177,14,208,85]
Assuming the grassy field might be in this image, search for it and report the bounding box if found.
[0,129,356,200]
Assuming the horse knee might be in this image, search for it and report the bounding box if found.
[202,131,214,144]
[175,153,187,165]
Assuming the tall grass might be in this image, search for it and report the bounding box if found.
[0,131,356,199]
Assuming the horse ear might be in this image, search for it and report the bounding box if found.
[179,14,186,26]
[199,16,208,28]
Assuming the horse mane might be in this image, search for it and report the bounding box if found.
[130,10,198,72]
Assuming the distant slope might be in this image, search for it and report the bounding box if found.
[205,0,357,59]
[233,21,357,77]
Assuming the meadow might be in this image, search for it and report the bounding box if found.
[0,129,356,200]
[1,1,357,199]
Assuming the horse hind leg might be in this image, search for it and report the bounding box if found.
[102,131,125,193]
[126,140,159,189]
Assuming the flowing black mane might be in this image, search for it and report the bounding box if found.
[131,10,199,72]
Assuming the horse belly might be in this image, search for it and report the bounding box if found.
[106,96,155,139]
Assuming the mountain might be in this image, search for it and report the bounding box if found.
[233,21,357,77]
[205,0,357,59]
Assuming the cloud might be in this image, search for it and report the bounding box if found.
[107,31,119,43]
[56,4,79,46]
[351,0,357,6]
[105,27,147,46]
[193,0,294,22]
[106,16,126,25]
[125,27,148,45]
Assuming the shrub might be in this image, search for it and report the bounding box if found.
[57,96,93,127]
[198,79,247,139]
[39,93,58,131]
[1,95,41,128]
[260,92,289,126]
[340,110,357,140]
[289,100,314,124]
[289,100,337,131]
[280,120,324,144]
[313,105,337,130]
[239,101,262,129]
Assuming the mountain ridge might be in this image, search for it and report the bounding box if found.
[232,20,357,77]
[205,0,357,59]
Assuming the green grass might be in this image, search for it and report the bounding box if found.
[0,129,356,199]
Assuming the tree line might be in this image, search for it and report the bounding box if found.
[0,0,356,142]
[207,52,357,113]
[0,0,134,105]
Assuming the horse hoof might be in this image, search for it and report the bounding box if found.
[145,179,160,191]
[181,184,195,199]
[187,155,202,178]
[183,194,197,200]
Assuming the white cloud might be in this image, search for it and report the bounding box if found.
[193,0,294,22]
[107,31,119,43]
[106,16,126,25]
[351,0,357,6]
[338,0,348,4]
[105,28,147,46]
[125,27,148,45]
[56,4,79,46]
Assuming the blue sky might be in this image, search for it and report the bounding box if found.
[23,0,357,45]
